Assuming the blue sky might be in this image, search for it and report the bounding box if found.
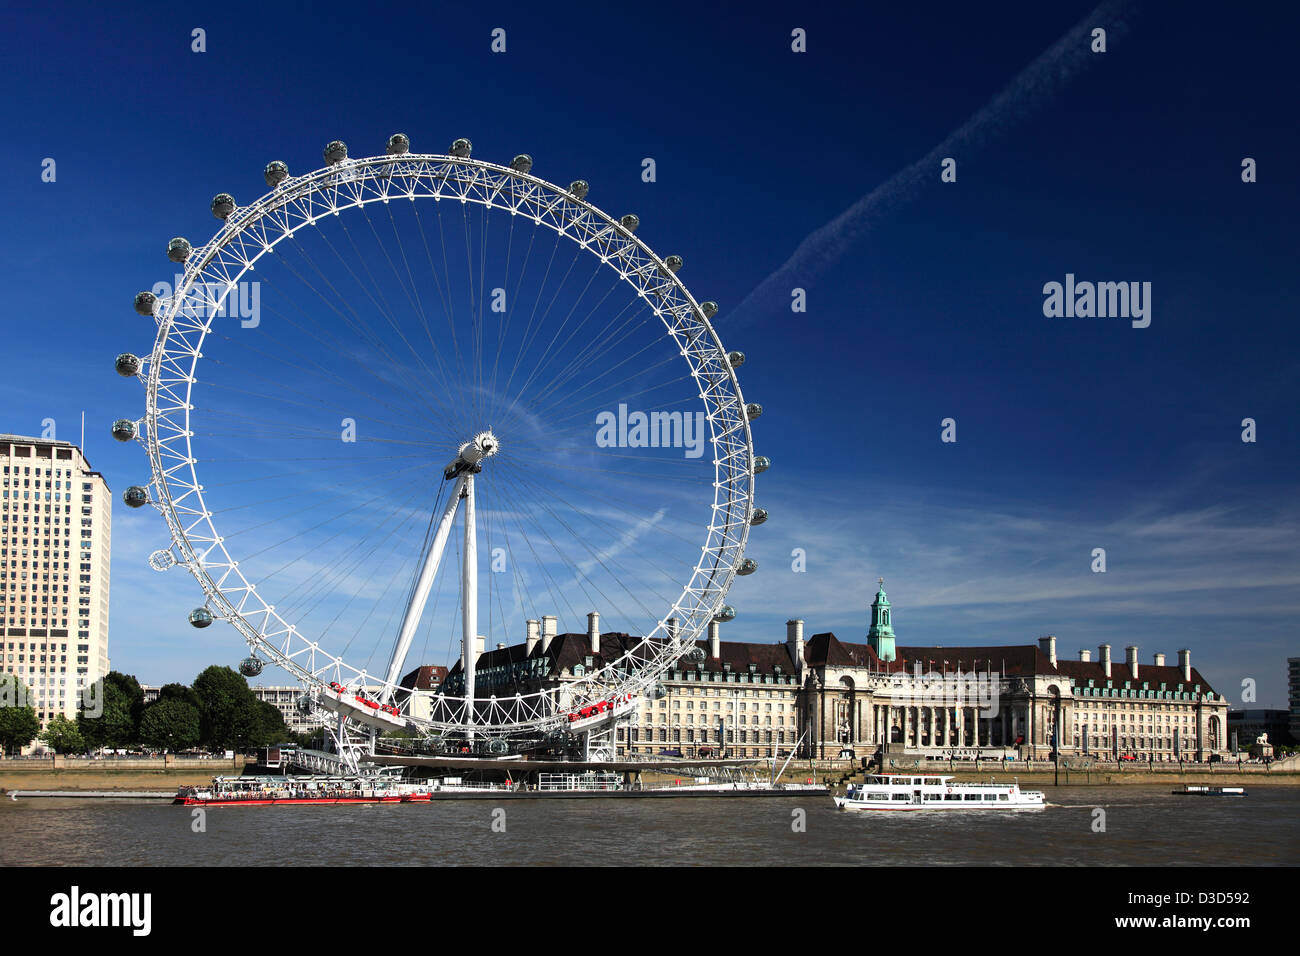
[2,1,1297,707]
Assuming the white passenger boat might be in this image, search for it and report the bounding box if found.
[833,773,1045,812]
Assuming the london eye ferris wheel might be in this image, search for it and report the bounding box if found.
[112,134,768,757]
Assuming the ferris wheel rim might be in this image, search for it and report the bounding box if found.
[136,148,756,735]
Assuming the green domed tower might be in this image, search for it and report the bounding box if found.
[867,578,896,662]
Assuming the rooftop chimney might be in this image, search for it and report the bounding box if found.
[1153,652,1166,667]
[787,619,805,673]
[1078,649,1092,662]
[1099,644,1111,678]
[1126,645,1139,680]
[666,617,678,640]
[541,615,557,653]
[525,619,540,654]
[587,611,600,655]
[1178,648,1191,682]
[496,642,506,651]
[1038,635,1057,666]
[709,620,721,660]
[475,635,486,659]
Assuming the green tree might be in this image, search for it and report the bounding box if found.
[157,682,202,710]
[0,674,40,755]
[40,715,85,754]
[250,699,290,747]
[77,678,138,750]
[139,699,201,751]
[194,665,277,750]
[104,671,145,732]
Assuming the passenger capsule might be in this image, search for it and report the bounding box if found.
[713,605,736,623]
[386,133,410,155]
[663,255,683,274]
[166,237,192,263]
[745,402,763,421]
[727,351,745,368]
[210,193,236,220]
[568,180,589,200]
[699,301,718,319]
[737,558,757,576]
[123,486,149,508]
[449,138,472,158]
[188,607,214,629]
[263,161,289,187]
[115,353,141,377]
[510,154,533,173]
[133,291,158,316]
[239,656,264,677]
[110,419,137,442]
[688,645,706,662]
[619,214,639,233]
[324,140,348,165]
[750,508,768,526]
[753,455,770,474]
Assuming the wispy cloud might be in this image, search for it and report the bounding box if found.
[724,467,1300,707]
[732,0,1139,329]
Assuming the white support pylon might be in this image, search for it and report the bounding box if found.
[383,474,468,693]
[461,474,477,737]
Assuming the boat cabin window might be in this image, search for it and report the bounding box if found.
[964,793,980,801]
[923,778,940,785]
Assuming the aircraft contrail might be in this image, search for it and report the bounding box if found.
[729,0,1139,328]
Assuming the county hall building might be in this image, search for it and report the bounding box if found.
[441,582,1230,763]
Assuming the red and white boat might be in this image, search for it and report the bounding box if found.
[174,774,429,806]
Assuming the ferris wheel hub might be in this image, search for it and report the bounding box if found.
[444,430,499,479]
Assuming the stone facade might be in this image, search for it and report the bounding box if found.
[440,585,1231,763]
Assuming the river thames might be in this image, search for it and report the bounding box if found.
[1,785,1297,866]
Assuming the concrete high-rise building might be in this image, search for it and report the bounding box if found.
[1,434,111,726]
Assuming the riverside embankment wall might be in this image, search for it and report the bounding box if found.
[778,756,1300,788]
[0,755,251,791]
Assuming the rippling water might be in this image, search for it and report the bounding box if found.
[2,786,1296,866]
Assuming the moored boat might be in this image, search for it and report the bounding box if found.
[1171,784,1246,796]
[833,773,1045,812]
[174,774,432,806]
